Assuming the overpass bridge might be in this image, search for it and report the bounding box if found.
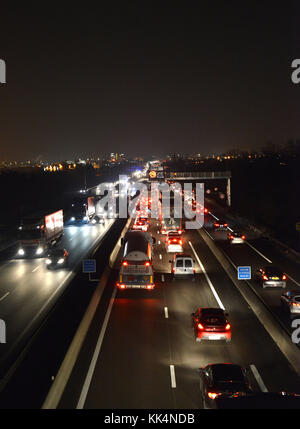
[149,170,232,206]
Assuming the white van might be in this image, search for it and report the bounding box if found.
[170,254,195,280]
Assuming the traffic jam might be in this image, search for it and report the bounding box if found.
[112,179,300,408]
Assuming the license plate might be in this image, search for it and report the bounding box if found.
[208,335,221,340]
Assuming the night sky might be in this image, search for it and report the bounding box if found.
[0,2,299,161]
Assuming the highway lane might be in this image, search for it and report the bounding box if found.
[203,199,300,333]
[0,219,115,371]
[60,214,300,409]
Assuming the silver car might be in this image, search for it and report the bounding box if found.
[280,290,300,315]
[170,254,195,280]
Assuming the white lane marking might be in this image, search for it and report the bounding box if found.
[159,254,162,260]
[245,241,272,264]
[227,227,233,232]
[0,292,9,302]
[164,307,169,318]
[288,274,300,288]
[32,265,41,273]
[170,365,176,388]
[250,365,268,392]
[77,288,117,409]
[189,241,225,310]
[205,230,215,241]
[209,212,219,220]
[161,274,165,282]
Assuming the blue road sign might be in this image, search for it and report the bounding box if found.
[238,266,251,280]
[82,259,96,273]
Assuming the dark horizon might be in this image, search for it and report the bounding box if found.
[0,2,299,161]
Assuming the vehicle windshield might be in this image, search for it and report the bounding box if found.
[212,365,245,383]
[265,267,282,276]
[19,229,42,239]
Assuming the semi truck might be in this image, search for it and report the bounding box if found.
[69,196,95,223]
[116,230,156,290]
[17,209,64,257]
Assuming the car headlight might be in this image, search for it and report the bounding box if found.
[36,247,43,255]
[18,248,25,256]
[58,258,64,264]
[46,259,52,265]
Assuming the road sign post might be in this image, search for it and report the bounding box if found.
[238,266,251,280]
[82,259,99,282]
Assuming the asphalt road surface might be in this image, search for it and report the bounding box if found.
[59,208,300,409]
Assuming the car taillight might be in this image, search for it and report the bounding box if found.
[208,392,220,400]
[145,262,150,266]
[204,208,208,213]
[197,323,204,330]
[178,230,182,234]
[292,302,300,307]
[168,240,171,244]
[224,223,228,227]
[282,275,287,280]
[225,323,231,331]
[230,235,233,239]
[179,240,182,245]
[242,235,246,240]
[215,223,220,227]
[263,275,268,281]
[122,261,128,266]
[119,284,126,289]
[147,284,153,290]
[173,239,177,243]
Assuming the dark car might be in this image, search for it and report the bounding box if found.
[192,308,231,342]
[280,290,300,316]
[213,220,228,230]
[227,231,246,244]
[199,363,251,409]
[46,248,69,269]
[256,266,287,288]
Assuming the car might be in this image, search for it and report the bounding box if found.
[166,232,183,253]
[256,266,287,288]
[91,214,105,224]
[199,363,251,409]
[192,307,231,342]
[46,248,69,269]
[170,254,195,280]
[227,231,246,244]
[280,290,300,315]
[213,220,228,230]
[133,218,149,231]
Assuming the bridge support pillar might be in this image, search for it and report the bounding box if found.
[227,178,231,206]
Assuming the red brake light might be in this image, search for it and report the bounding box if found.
[119,284,126,289]
[197,323,204,330]
[224,223,228,227]
[263,275,268,281]
[241,235,246,240]
[122,261,128,266]
[179,240,182,245]
[215,223,220,227]
[147,284,153,290]
[204,208,208,213]
[292,302,300,307]
[208,392,219,400]
[145,262,150,266]
[282,274,287,280]
[225,323,231,331]
[178,230,182,234]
